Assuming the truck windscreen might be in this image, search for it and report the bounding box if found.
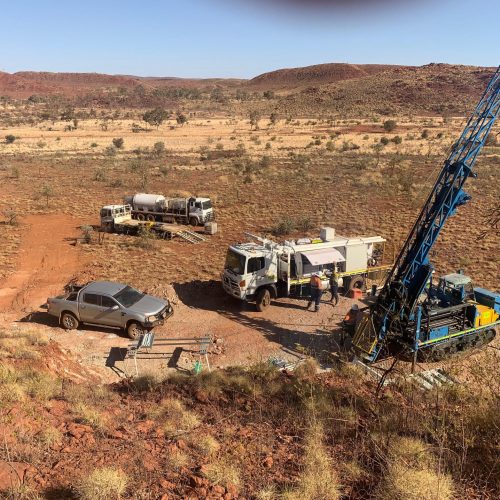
[202,201,212,210]
[113,286,144,307]
[225,249,246,275]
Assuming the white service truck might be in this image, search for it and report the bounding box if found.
[222,227,388,311]
[124,193,214,226]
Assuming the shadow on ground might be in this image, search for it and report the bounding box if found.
[174,280,347,365]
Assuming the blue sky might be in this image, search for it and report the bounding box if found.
[0,0,498,78]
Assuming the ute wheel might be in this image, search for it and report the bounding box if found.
[127,321,144,340]
[137,213,145,221]
[349,275,366,291]
[256,288,271,312]
[189,217,199,226]
[61,312,79,330]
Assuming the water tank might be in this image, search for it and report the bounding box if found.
[166,198,188,211]
[320,227,335,242]
[128,193,166,212]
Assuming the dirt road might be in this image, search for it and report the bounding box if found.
[0,214,86,314]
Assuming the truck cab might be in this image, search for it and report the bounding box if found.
[223,242,281,307]
[100,204,132,230]
[188,197,214,225]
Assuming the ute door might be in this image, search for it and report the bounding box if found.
[79,293,122,327]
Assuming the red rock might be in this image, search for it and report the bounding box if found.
[263,456,273,468]
[197,487,208,497]
[198,464,210,476]
[189,475,204,488]
[160,494,170,500]
[194,390,209,403]
[177,439,187,450]
[226,484,239,497]
[211,484,226,495]
[0,461,31,491]
[67,423,93,439]
[108,430,126,440]
[136,419,155,433]
[160,479,175,489]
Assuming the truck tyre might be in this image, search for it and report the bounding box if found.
[127,321,144,340]
[189,216,199,226]
[256,288,271,312]
[146,214,155,222]
[61,312,79,330]
[348,275,366,291]
[137,213,145,221]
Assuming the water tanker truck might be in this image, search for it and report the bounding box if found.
[124,193,214,226]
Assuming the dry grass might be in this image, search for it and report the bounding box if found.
[0,329,47,359]
[148,397,200,437]
[377,436,454,500]
[378,463,454,500]
[165,448,189,471]
[76,467,128,500]
[192,433,221,458]
[205,456,241,489]
[284,423,340,500]
[73,402,108,432]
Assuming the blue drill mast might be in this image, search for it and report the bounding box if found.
[353,67,500,363]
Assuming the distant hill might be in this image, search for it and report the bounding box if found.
[271,63,496,116]
[247,63,399,89]
[0,63,495,116]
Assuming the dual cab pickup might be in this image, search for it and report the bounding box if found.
[47,281,173,339]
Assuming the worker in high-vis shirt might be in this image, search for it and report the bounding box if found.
[307,272,323,312]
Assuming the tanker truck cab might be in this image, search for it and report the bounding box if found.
[188,197,214,225]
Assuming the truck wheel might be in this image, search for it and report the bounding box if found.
[349,275,366,291]
[146,214,155,222]
[127,321,144,340]
[61,312,79,330]
[256,288,271,312]
[137,213,145,221]
[189,217,199,226]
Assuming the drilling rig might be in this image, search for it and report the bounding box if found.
[352,67,500,364]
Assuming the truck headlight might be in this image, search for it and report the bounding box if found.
[146,315,156,322]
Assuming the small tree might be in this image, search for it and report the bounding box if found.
[153,141,166,156]
[176,112,188,126]
[269,113,279,127]
[383,120,397,132]
[81,225,94,244]
[2,209,18,225]
[249,110,261,130]
[143,108,168,129]
[5,134,16,144]
[40,184,53,207]
[112,137,124,149]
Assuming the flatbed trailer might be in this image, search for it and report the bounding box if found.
[113,219,183,239]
